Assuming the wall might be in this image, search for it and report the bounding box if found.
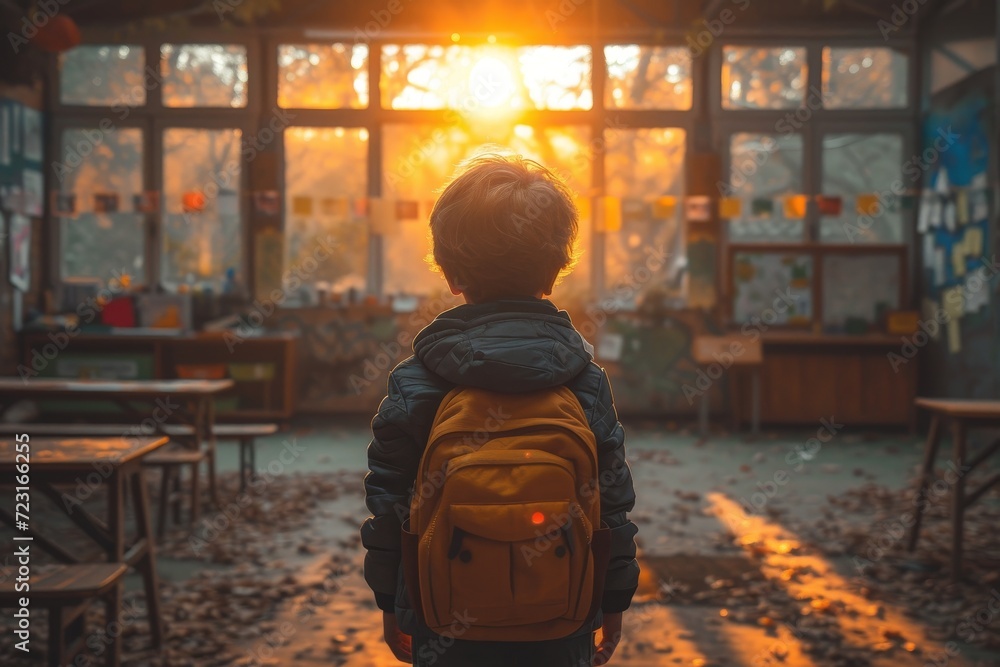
[918,4,999,400]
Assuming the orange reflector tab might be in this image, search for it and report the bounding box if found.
[531,512,545,525]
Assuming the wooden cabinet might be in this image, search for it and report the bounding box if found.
[19,332,297,423]
[741,333,917,427]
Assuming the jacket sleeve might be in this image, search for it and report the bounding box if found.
[590,368,639,613]
[361,360,450,612]
[360,371,425,612]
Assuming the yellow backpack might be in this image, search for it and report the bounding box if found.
[401,385,610,642]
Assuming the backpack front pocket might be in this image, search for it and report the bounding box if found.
[444,501,578,626]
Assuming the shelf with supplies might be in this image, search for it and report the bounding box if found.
[18,331,297,423]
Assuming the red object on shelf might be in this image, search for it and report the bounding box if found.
[31,15,81,53]
[101,297,136,327]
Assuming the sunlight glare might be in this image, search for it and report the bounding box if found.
[469,56,516,108]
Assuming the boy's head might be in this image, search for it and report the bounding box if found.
[429,153,579,303]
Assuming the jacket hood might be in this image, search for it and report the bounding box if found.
[412,298,594,392]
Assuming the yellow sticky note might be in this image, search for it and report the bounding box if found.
[956,190,970,225]
[599,196,622,232]
[652,195,677,219]
[967,227,984,255]
[783,195,808,220]
[855,194,880,216]
[292,195,313,216]
[952,245,967,277]
[719,197,742,219]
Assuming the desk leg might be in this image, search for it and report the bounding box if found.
[205,397,219,507]
[951,419,967,582]
[107,472,125,562]
[908,414,942,551]
[699,391,709,441]
[129,470,164,648]
[750,368,761,437]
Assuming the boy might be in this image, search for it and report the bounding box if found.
[361,153,639,666]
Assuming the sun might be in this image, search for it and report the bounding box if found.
[468,55,517,109]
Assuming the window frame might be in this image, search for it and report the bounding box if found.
[49,30,699,303]
[710,36,918,297]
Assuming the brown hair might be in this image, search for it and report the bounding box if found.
[429,152,579,302]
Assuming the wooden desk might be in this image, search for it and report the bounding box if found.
[908,398,1000,581]
[735,332,919,428]
[0,435,169,648]
[692,335,763,438]
[0,378,233,505]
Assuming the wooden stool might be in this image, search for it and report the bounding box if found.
[0,563,127,667]
[908,398,1000,581]
[692,335,763,440]
[142,447,205,538]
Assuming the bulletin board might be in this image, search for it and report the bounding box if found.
[730,250,813,326]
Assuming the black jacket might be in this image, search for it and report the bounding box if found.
[361,298,639,635]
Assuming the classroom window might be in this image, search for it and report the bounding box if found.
[278,44,369,109]
[722,46,807,110]
[284,127,369,297]
[160,128,243,290]
[604,128,686,299]
[380,45,592,111]
[58,128,145,284]
[727,133,805,242]
[381,124,591,298]
[161,44,248,108]
[604,45,693,110]
[820,133,904,243]
[59,45,146,106]
[822,47,908,109]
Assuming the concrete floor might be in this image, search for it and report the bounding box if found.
[2,418,999,666]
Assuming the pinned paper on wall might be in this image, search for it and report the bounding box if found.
[751,197,773,217]
[964,269,990,313]
[965,227,984,256]
[596,333,624,362]
[597,196,622,232]
[972,190,989,221]
[955,190,969,225]
[855,194,880,216]
[292,195,313,216]
[943,199,957,231]
[952,245,967,277]
[934,167,951,194]
[217,190,239,217]
[684,195,712,222]
[941,286,963,354]
[652,195,677,219]
[783,195,808,219]
[815,195,842,216]
[719,197,742,219]
[917,194,932,233]
[368,198,398,235]
[922,233,934,265]
[927,196,943,229]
